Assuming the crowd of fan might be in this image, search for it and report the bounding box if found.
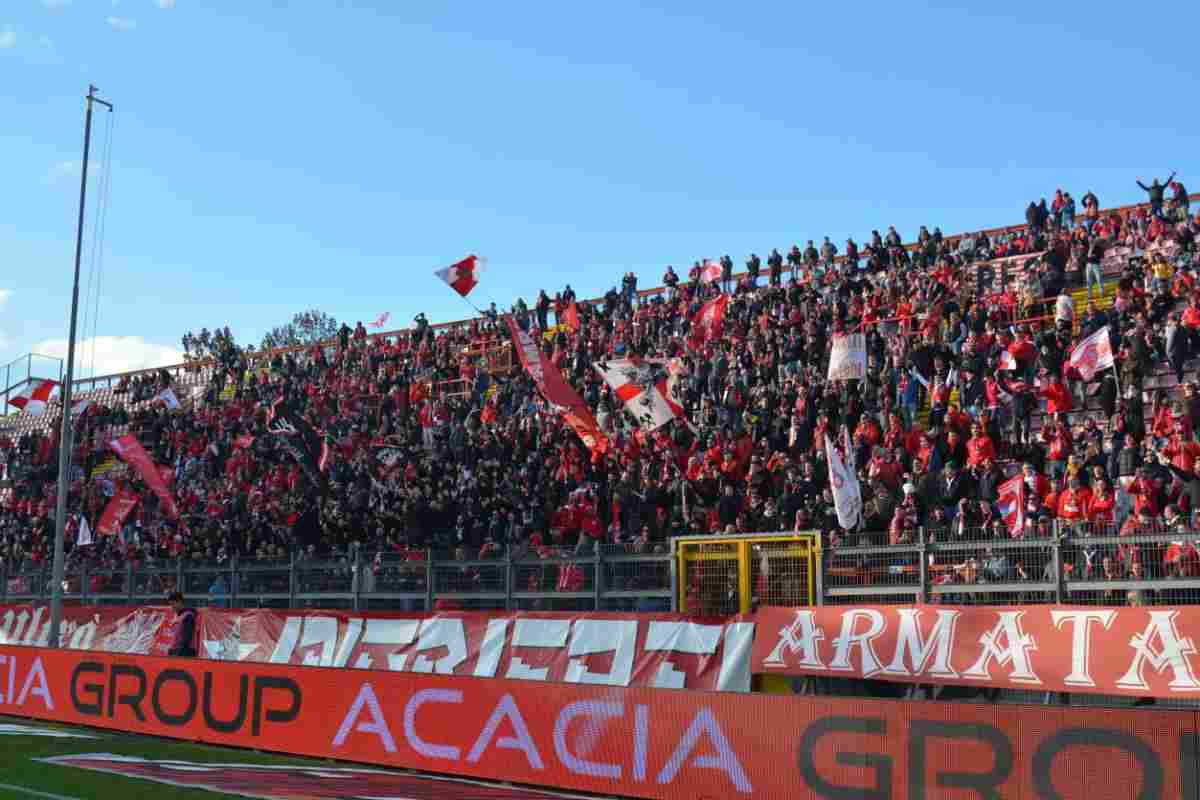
[1,176,1198,602]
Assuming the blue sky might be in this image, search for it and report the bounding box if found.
[1,2,1196,381]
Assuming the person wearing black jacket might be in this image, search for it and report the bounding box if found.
[1137,172,1177,217]
[167,591,197,658]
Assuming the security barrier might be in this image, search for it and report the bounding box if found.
[0,643,1196,799]
[674,532,819,614]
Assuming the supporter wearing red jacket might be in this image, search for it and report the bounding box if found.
[1039,377,1073,415]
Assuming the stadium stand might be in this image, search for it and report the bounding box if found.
[1,180,1199,618]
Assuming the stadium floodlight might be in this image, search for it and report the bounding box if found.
[48,86,113,650]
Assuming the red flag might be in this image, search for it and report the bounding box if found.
[997,474,1026,538]
[1069,326,1114,381]
[368,312,390,328]
[507,318,608,455]
[97,485,140,536]
[692,295,729,342]
[7,379,59,416]
[698,259,722,283]
[562,302,580,333]
[434,255,484,297]
[109,434,180,519]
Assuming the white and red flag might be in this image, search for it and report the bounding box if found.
[7,379,59,416]
[692,294,729,343]
[434,255,485,297]
[698,259,722,284]
[1069,326,1114,381]
[997,474,1027,538]
[594,358,687,432]
[997,350,1018,371]
[368,312,390,328]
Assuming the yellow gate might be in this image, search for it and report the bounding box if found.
[673,532,820,615]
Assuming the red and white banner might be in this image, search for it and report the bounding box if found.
[0,604,750,692]
[435,254,484,297]
[0,604,173,654]
[7,380,59,416]
[997,473,1026,537]
[199,609,753,692]
[507,317,608,454]
[109,434,179,519]
[594,358,686,432]
[96,484,140,536]
[1069,325,1114,381]
[753,603,1200,700]
[691,295,728,344]
[827,333,867,381]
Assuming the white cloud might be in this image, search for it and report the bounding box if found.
[105,16,135,31]
[156,0,176,8]
[33,335,184,378]
[0,27,16,49]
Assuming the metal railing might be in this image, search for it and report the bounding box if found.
[0,544,674,613]
[819,523,1200,608]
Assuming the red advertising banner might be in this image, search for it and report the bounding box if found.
[754,604,1200,700]
[109,434,179,518]
[507,317,608,454]
[0,604,171,653]
[200,609,753,692]
[0,643,1195,800]
[96,484,140,536]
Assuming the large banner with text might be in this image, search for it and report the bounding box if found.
[753,604,1200,700]
[0,605,752,693]
[0,644,1196,799]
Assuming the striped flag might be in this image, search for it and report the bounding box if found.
[7,380,59,416]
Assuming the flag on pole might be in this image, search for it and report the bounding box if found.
[692,295,729,343]
[7,380,59,416]
[594,358,687,432]
[97,485,140,536]
[997,474,1026,538]
[368,312,391,328]
[1069,326,1114,381]
[76,515,93,547]
[698,259,722,284]
[434,255,485,297]
[825,434,862,530]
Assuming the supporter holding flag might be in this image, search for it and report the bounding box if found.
[1069,325,1114,381]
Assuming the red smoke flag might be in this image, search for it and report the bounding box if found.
[368,312,390,328]
[1069,325,1114,381]
[7,379,59,416]
[997,474,1026,538]
[97,484,140,536]
[109,434,180,519]
[692,294,729,343]
[434,255,484,297]
[698,259,722,284]
[562,302,580,333]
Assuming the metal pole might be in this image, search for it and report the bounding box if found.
[49,86,111,649]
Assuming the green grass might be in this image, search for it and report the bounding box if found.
[0,716,317,799]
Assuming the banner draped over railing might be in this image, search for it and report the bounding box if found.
[753,604,1200,700]
[0,605,752,693]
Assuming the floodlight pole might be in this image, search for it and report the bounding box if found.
[49,85,112,649]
